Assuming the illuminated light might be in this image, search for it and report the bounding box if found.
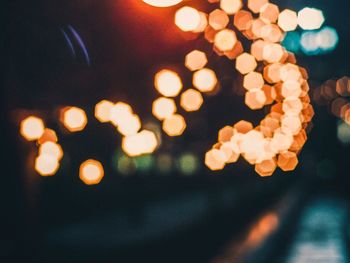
[117,154,136,176]
[95,100,114,123]
[282,98,303,115]
[193,12,208,33]
[214,29,237,52]
[61,107,87,132]
[278,9,298,32]
[110,102,133,127]
[204,26,217,43]
[282,32,300,53]
[35,154,60,176]
[220,142,240,163]
[262,43,285,63]
[79,159,104,185]
[281,115,302,135]
[277,151,298,171]
[205,149,226,171]
[180,89,204,112]
[245,89,267,110]
[38,128,58,145]
[122,130,158,157]
[337,121,350,144]
[247,0,268,14]
[255,158,277,177]
[243,71,264,91]
[259,3,279,24]
[262,85,276,105]
[220,0,242,15]
[157,153,173,174]
[263,63,282,83]
[331,98,348,118]
[316,26,339,52]
[236,52,257,75]
[240,130,265,164]
[152,97,177,120]
[175,6,201,32]
[251,18,266,38]
[225,40,244,60]
[234,10,253,31]
[281,81,302,98]
[154,69,183,97]
[234,120,253,134]
[142,0,182,8]
[117,114,141,136]
[280,64,301,82]
[300,31,319,55]
[260,117,279,137]
[336,77,350,97]
[39,142,63,160]
[185,50,208,71]
[251,40,267,61]
[162,114,186,136]
[20,116,45,141]
[209,9,229,31]
[261,24,284,43]
[271,130,293,153]
[177,153,199,175]
[193,68,218,92]
[218,126,234,143]
[297,7,324,30]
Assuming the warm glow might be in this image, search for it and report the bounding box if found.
[117,114,141,136]
[110,102,133,127]
[95,100,114,123]
[79,159,104,185]
[247,0,268,14]
[162,114,186,136]
[243,72,264,90]
[278,9,298,32]
[175,6,201,32]
[20,116,45,141]
[214,29,237,51]
[180,89,204,112]
[154,69,183,97]
[143,0,182,8]
[220,0,242,15]
[38,128,58,144]
[61,107,87,132]
[297,7,324,30]
[122,130,158,157]
[39,142,63,160]
[185,50,208,71]
[236,52,257,75]
[259,3,279,24]
[209,9,229,31]
[193,68,218,92]
[152,97,177,120]
[35,154,60,176]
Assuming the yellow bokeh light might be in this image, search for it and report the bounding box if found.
[205,149,226,171]
[39,142,63,160]
[243,71,264,90]
[154,69,183,97]
[38,128,58,145]
[245,88,267,110]
[175,6,201,32]
[278,9,298,32]
[122,130,158,157]
[61,107,87,132]
[248,0,268,14]
[180,89,204,112]
[152,97,177,120]
[236,52,257,75]
[209,9,229,31]
[162,114,186,136]
[193,68,218,92]
[79,159,104,185]
[262,43,285,63]
[143,0,182,8]
[117,114,141,136]
[20,116,45,141]
[95,100,114,123]
[220,0,242,15]
[110,102,133,127]
[214,29,237,52]
[35,154,60,176]
[297,7,324,30]
[185,50,208,71]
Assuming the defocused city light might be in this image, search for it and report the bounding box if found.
[175,6,201,32]
[220,0,242,15]
[162,114,186,136]
[185,50,208,71]
[180,89,204,112]
[143,0,182,8]
[39,142,63,160]
[193,68,218,92]
[79,159,104,185]
[95,100,114,123]
[154,69,183,97]
[20,116,45,141]
[298,7,325,30]
[35,154,60,176]
[61,107,87,132]
[152,97,177,120]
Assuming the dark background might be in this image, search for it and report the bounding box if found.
[2,0,350,262]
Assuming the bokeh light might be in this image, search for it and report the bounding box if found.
[175,6,201,32]
[20,116,45,141]
[162,114,186,136]
[35,154,60,176]
[79,159,104,185]
[61,107,87,132]
[154,69,183,97]
[297,7,325,30]
[152,97,177,120]
[193,68,218,92]
[185,50,208,71]
[95,100,114,123]
[180,89,204,112]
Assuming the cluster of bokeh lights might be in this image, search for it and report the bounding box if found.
[19,0,331,182]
